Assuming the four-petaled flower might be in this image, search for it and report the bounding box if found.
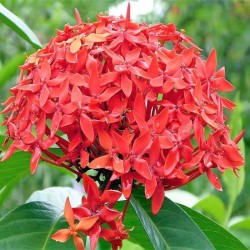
[51,197,98,250]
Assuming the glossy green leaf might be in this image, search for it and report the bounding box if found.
[116,200,153,250]
[180,204,248,250]
[131,189,215,250]
[0,201,76,250]
[0,187,84,249]
[193,195,226,224]
[228,230,250,250]
[0,3,42,49]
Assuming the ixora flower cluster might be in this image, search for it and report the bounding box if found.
[1,4,244,250]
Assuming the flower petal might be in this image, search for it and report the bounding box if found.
[76,216,99,231]
[73,234,85,250]
[100,190,121,206]
[31,147,41,174]
[112,131,130,155]
[121,73,132,97]
[80,113,94,142]
[132,131,151,156]
[39,85,50,108]
[151,182,165,215]
[164,145,179,176]
[206,168,222,191]
[133,158,152,179]
[70,37,82,54]
[88,155,110,169]
[51,229,71,242]
[64,197,75,229]
[39,58,51,80]
[205,48,217,77]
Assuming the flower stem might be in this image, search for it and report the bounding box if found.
[121,194,131,222]
[40,155,81,177]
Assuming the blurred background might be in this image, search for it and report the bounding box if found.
[0,0,250,248]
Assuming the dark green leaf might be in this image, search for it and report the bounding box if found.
[116,200,153,250]
[0,4,42,49]
[180,204,248,250]
[131,189,215,250]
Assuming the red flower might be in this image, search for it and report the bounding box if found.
[51,197,98,250]
[100,219,130,250]
[72,174,122,250]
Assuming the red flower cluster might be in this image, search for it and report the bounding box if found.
[52,174,128,250]
[1,4,244,250]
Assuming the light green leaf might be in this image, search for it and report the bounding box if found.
[122,240,145,250]
[230,217,250,230]
[0,53,25,88]
[0,170,27,207]
[193,195,226,224]
[0,147,30,190]
[0,3,42,49]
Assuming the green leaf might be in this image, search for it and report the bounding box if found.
[0,150,30,190]
[116,200,153,250]
[0,53,25,88]
[0,201,76,250]
[0,170,27,207]
[180,204,248,250]
[0,136,29,207]
[131,188,247,250]
[0,187,84,250]
[230,217,250,230]
[122,240,145,250]
[0,4,42,49]
[193,195,226,224]
[229,218,250,250]
[131,189,215,250]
